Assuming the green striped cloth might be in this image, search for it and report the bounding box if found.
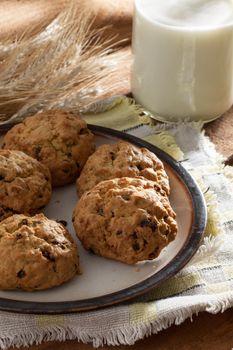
[1,96,233,349]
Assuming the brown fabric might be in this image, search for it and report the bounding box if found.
[205,107,233,158]
[0,0,133,45]
[0,0,68,40]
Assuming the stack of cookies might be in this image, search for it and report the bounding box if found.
[73,141,178,264]
[0,109,95,290]
[0,108,177,291]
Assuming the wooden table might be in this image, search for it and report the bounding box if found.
[1,1,233,349]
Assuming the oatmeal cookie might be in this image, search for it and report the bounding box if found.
[73,177,177,264]
[0,150,52,222]
[76,141,170,196]
[0,213,79,290]
[2,109,95,187]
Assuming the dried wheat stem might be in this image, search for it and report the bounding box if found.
[0,1,129,125]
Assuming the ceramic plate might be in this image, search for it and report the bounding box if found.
[0,125,207,314]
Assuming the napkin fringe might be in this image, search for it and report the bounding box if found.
[1,293,233,350]
[187,235,223,266]
[143,132,184,161]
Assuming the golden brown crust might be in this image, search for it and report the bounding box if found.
[0,213,79,290]
[76,141,170,197]
[0,150,52,222]
[73,177,177,265]
[2,109,95,187]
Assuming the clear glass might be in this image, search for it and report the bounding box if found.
[131,0,233,122]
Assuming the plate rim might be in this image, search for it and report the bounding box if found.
[0,124,207,314]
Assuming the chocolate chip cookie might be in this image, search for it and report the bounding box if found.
[0,213,79,290]
[76,141,170,197]
[0,150,52,222]
[73,177,177,265]
[2,109,95,187]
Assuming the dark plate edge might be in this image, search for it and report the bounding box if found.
[0,124,207,314]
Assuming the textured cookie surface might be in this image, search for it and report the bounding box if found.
[0,150,52,222]
[73,177,177,264]
[76,141,170,196]
[0,213,79,290]
[2,109,95,186]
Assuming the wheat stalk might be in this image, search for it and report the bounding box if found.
[0,2,129,126]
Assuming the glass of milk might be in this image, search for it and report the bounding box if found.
[131,0,233,122]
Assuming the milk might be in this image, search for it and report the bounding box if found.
[131,0,233,122]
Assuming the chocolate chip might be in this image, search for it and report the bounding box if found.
[97,208,104,216]
[21,219,28,226]
[16,233,23,240]
[17,270,26,278]
[165,229,170,236]
[140,219,150,227]
[122,194,130,201]
[136,164,143,171]
[52,240,59,245]
[116,230,122,235]
[132,242,140,251]
[149,222,157,231]
[88,248,95,254]
[34,145,42,160]
[32,221,42,227]
[42,250,55,262]
[111,211,115,217]
[56,220,67,227]
[224,154,233,166]
[132,232,138,239]
[149,247,159,259]
[63,169,70,173]
[140,219,157,231]
[79,128,87,135]
[0,175,4,181]
[148,252,156,259]
[110,152,116,161]
[76,162,80,168]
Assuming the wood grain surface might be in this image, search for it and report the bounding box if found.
[1,1,233,349]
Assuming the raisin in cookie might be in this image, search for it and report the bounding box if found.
[0,213,79,290]
[0,150,52,222]
[76,141,170,197]
[2,109,95,187]
[73,177,177,265]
